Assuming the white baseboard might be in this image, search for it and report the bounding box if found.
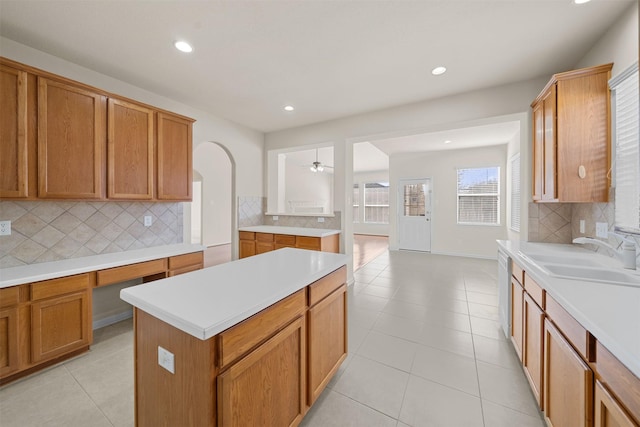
[93,310,133,330]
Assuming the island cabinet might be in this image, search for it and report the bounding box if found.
[0,57,195,201]
[127,259,348,427]
[531,63,612,203]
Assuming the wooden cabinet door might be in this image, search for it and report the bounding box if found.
[511,278,524,359]
[31,291,91,363]
[218,317,306,427]
[0,307,19,378]
[38,77,106,198]
[307,285,347,405]
[594,380,638,427]
[542,85,557,201]
[0,64,28,198]
[256,242,274,254]
[107,98,154,199]
[157,112,192,200]
[532,101,544,202]
[544,319,593,427]
[239,240,256,259]
[523,293,544,407]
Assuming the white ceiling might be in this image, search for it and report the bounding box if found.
[0,1,633,133]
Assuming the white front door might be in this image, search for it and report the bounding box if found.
[398,179,432,251]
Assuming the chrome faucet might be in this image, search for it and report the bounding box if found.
[572,234,637,270]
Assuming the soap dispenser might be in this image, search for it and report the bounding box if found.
[622,240,637,270]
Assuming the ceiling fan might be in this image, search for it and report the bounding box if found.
[307,148,333,173]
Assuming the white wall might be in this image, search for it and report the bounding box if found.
[389,144,508,258]
[353,170,390,236]
[193,143,232,246]
[574,2,638,78]
[284,158,333,214]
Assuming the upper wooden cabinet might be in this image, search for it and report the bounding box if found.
[531,63,612,203]
[0,57,194,201]
[0,64,28,198]
[38,77,106,199]
[157,112,193,201]
[108,98,154,199]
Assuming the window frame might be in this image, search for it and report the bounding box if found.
[456,166,501,226]
[509,153,521,232]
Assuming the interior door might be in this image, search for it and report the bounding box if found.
[398,179,431,251]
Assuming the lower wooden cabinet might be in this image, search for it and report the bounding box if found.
[595,380,639,427]
[239,239,256,258]
[239,231,340,259]
[523,292,544,406]
[218,317,306,427]
[256,241,275,254]
[307,284,347,405]
[0,307,19,377]
[168,252,204,276]
[543,318,593,427]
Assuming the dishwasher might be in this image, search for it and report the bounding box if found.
[497,249,512,339]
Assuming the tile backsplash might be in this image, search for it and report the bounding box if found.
[264,212,341,230]
[0,201,183,268]
[238,196,265,227]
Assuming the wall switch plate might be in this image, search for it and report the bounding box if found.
[0,221,11,236]
[317,217,325,223]
[273,215,278,221]
[595,222,608,238]
[158,346,175,374]
[579,220,585,234]
[144,216,152,227]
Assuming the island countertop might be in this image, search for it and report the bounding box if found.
[238,225,340,237]
[120,248,348,340]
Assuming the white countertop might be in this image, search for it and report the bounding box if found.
[238,225,341,238]
[0,244,205,288]
[120,248,348,340]
[497,240,640,377]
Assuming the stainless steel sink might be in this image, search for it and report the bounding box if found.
[542,264,640,287]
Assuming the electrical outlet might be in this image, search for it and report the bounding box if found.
[579,220,585,234]
[144,215,152,227]
[595,222,608,238]
[0,220,11,236]
[158,346,175,374]
[273,215,278,221]
[317,217,325,223]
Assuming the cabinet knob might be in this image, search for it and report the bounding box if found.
[578,165,587,179]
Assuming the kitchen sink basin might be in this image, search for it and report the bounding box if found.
[523,253,603,267]
[542,264,640,287]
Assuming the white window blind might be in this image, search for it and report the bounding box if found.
[510,154,521,232]
[457,167,500,225]
[364,182,389,224]
[610,63,639,233]
[353,184,360,223]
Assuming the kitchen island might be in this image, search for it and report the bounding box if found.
[120,248,348,427]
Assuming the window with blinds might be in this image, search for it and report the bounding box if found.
[457,167,500,225]
[610,63,639,233]
[364,182,389,224]
[510,154,521,232]
[353,184,360,223]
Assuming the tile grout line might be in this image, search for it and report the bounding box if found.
[63,364,116,427]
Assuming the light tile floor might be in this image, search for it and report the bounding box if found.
[0,250,545,427]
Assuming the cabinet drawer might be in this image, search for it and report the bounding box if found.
[0,286,20,308]
[594,380,638,427]
[308,266,347,307]
[31,273,91,301]
[524,273,545,309]
[275,234,296,245]
[256,233,274,243]
[546,295,593,361]
[97,259,167,287]
[595,342,640,425]
[512,260,524,284]
[168,264,202,277]
[169,252,203,270]
[218,289,306,368]
[296,236,321,250]
[239,231,255,241]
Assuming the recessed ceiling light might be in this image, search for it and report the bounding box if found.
[174,41,193,53]
[574,0,591,3]
[444,140,452,144]
[284,105,295,112]
[431,66,447,76]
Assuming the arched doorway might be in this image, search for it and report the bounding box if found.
[191,142,235,267]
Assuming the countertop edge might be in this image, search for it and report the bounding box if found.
[238,225,341,237]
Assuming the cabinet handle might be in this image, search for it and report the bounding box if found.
[578,165,586,179]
